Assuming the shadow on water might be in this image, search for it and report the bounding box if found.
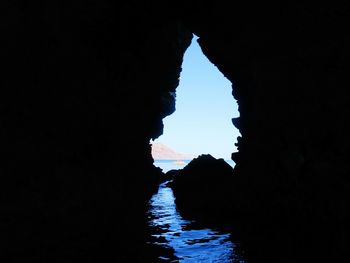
[147,182,246,262]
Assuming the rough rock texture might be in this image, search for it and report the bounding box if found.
[1,1,350,262]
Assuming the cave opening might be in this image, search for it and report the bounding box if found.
[151,35,240,172]
[147,34,246,261]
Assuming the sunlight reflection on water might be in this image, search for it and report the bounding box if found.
[147,182,246,262]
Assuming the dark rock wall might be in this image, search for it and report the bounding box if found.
[181,3,350,261]
[118,5,192,260]
[1,1,350,262]
[180,2,350,261]
[1,2,191,262]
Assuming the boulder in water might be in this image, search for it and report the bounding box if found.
[170,154,235,224]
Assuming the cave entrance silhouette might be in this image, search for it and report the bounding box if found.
[151,34,240,172]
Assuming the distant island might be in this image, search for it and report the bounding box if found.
[151,143,197,160]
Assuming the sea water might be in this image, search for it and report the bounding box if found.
[153,159,235,173]
[148,160,245,262]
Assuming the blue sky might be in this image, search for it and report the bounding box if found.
[152,35,240,160]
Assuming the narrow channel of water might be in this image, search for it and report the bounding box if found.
[147,182,246,262]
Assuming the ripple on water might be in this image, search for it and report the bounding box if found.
[147,182,246,262]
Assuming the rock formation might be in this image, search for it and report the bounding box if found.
[1,1,350,262]
[170,154,235,223]
[151,142,195,160]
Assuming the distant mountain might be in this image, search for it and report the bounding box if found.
[151,143,196,160]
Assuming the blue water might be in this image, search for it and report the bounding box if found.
[148,159,244,262]
[154,159,235,173]
[147,182,245,262]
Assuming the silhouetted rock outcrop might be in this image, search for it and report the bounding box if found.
[170,154,234,223]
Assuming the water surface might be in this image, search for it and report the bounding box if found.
[153,159,235,173]
[147,182,246,262]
